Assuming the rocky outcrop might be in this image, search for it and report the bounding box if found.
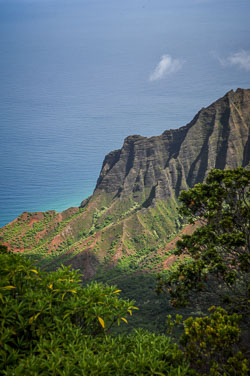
[93,88,250,205]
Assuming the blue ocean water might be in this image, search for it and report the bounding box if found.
[0,0,250,227]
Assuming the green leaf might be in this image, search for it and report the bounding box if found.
[62,292,66,301]
[63,312,71,319]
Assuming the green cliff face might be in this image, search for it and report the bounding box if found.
[1,88,250,277]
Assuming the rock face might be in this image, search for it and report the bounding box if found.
[1,88,250,277]
[94,88,250,205]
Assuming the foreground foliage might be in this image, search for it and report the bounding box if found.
[0,247,194,375]
[4,330,193,376]
[1,247,248,375]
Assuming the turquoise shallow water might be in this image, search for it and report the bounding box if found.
[0,0,250,227]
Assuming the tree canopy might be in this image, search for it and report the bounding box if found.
[157,167,250,311]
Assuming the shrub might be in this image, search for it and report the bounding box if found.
[5,330,196,376]
[0,247,194,375]
[0,249,136,370]
[180,307,249,375]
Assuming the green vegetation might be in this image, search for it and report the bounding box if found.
[157,168,250,311]
[1,211,57,249]
[1,167,250,375]
[157,168,250,374]
[54,208,85,235]
[94,272,172,333]
[1,243,249,375]
[0,185,180,276]
[167,307,249,376]
[1,246,195,375]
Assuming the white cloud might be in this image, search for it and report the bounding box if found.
[149,55,183,81]
[219,50,250,71]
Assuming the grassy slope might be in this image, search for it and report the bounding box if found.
[0,193,193,332]
[0,199,218,334]
[0,191,182,273]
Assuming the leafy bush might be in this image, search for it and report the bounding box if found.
[166,307,249,375]
[180,307,249,375]
[0,247,194,375]
[0,248,136,370]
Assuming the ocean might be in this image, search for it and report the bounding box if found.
[0,0,250,227]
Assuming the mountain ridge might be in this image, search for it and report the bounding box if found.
[1,88,250,278]
[93,88,249,203]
